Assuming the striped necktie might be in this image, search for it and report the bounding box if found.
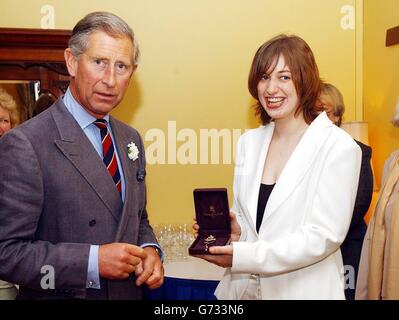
[93,119,122,193]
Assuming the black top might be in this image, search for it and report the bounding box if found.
[341,140,373,300]
[256,183,275,233]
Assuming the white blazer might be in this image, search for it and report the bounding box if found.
[215,112,362,300]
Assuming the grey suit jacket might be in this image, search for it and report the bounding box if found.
[0,99,158,299]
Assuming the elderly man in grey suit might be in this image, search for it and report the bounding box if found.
[0,11,164,300]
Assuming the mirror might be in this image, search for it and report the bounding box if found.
[0,27,71,124]
[0,80,40,123]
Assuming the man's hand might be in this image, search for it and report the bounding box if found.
[134,247,164,289]
[99,243,147,280]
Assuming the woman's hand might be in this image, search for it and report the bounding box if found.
[192,219,199,238]
[192,212,241,268]
[197,245,233,267]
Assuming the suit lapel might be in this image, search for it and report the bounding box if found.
[261,112,333,226]
[109,117,142,241]
[245,124,275,231]
[51,100,122,222]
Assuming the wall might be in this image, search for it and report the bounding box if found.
[0,0,359,224]
[364,0,399,187]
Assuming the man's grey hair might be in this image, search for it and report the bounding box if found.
[68,11,140,65]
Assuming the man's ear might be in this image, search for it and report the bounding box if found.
[64,48,78,77]
[131,63,138,76]
[127,64,138,84]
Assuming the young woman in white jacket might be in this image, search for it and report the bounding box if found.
[194,34,361,300]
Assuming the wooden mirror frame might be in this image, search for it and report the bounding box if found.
[0,27,71,99]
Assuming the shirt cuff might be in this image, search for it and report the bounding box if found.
[86,245,101,289]
[141,243,164,262]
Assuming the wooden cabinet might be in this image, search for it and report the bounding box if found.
[0,28,71,121]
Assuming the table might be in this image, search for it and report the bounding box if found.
[143,256,225,300]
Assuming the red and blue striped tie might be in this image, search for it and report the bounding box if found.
[94,119,122,193]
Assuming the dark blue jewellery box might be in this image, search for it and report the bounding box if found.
[189,188,231,255]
